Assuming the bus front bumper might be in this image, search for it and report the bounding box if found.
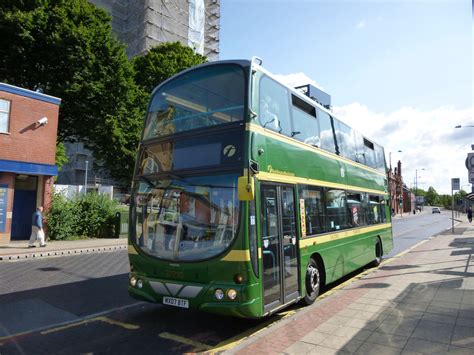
[128,275,262,318]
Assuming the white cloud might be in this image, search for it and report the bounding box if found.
[333,103,474,194]
[273,72,324,90]
[356,20,366,29]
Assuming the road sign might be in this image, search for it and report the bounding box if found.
[467,153,474,170]
[451,178,460,191]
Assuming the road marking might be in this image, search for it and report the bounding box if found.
[159,332,212,352]
[98,316,140,330]
[41,316,139,335]
[40,319,92,335]
[0,330,32,344]
[0,302,143,345]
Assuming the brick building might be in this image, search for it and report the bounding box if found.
[403,185,415,214]
[0,83,60,244]
[388,160,404,216]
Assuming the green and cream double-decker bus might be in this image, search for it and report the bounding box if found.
[128,58,393,318]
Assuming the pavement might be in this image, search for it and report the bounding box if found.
[0,238,127,262]
[223,218,474,355]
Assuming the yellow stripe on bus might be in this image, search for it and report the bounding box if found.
[299,223,392,248]
[246,123,386,178]
[221,249,251,262]
[257,171,388,196]
[128,245,138,255]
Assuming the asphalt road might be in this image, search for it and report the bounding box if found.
[388,209,455,258]
[0,211,460,354]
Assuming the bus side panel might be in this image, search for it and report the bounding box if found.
[380,227,394,255]
[254,132,386,193]
[300,226,393,285]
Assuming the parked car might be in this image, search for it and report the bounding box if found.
[432,207,441,214]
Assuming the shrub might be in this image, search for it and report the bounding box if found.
[75,192,119,238]
[46,192,119,240]
[45,193,80,240]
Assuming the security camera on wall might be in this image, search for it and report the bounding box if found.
[37,117,48,126]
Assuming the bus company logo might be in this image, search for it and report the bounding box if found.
[223,145,236,157]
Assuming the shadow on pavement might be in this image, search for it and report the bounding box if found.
[379,264,419,271]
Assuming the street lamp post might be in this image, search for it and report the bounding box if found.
[389,150,402,170]
[84,160,89,194]
[455,125,474,150]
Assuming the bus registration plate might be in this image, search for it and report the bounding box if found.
[163,296,189,309]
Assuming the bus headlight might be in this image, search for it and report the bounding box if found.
[136,279,143,289]
[227,289,237,300]
[130,276,137,287]
[214,289,224,300]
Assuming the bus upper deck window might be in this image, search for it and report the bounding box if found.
[259,76,292,137]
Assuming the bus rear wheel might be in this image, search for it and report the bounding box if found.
[303,258,321,305]
[371,239,383,267]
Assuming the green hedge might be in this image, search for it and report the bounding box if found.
[46,192,119,240]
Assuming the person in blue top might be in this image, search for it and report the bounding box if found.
[28,206,46,247]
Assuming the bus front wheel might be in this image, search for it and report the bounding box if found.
[303,258,320,305]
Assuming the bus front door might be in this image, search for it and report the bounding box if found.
[261,184,299,313]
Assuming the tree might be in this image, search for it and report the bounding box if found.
[132,42,207,95]
[55,140,68,171]
[0,0,142,183]
[425,186,439,206]
[410,188,426,197]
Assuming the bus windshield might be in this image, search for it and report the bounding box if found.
[143,64,245,139]
[131,174,239,262]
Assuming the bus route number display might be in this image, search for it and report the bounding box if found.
[0,184,7,233]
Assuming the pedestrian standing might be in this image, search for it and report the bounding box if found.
[28,206,46,247]
[468,207,473,223]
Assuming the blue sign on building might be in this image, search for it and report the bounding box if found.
[0,184,8,233]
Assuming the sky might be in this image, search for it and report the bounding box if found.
[220,0,473,194]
